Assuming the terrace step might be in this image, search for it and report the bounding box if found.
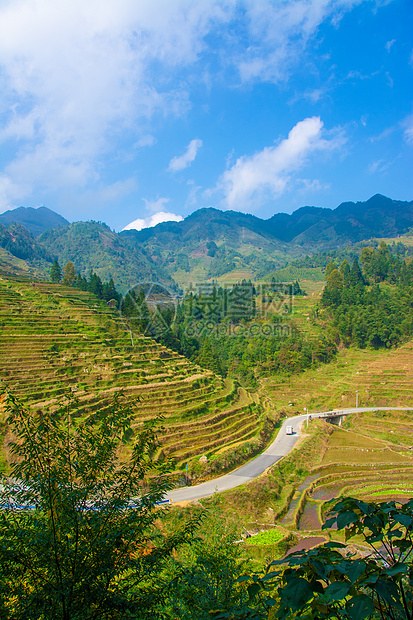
[0,277,268,477]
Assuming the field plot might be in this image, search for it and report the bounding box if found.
[223,414,413,562]
[263,338,413,413]
[0,277,271,477]
[282,421,413,542]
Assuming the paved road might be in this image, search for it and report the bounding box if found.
[166,406,412,503]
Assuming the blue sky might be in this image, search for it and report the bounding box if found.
[0,0,411,231]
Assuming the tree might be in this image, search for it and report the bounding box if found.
[325,261,338,279]
[0,390,198,620]
[88,271,103,298]
[219,496,413,620]
[349,257,364,286]
[164,513,252,620]
[102,277,120,303]
[339,260,351,286]
[62,261,77,286]
[50,259,62,283]
[327,269,344,291]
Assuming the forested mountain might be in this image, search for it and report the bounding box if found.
[1,194,412,288]
[123,194,413,251]
[39,220,177,292]
[0,222,53,265]
[120,194,413,283]
[0,206,69,236]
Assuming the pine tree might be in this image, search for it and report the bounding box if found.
[102,277,119,303]
[349,258,364,286]
[88,271,103,298]
[50,259,62,283]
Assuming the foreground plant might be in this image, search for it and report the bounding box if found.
[213,496,413,620]
[0,390,198,620]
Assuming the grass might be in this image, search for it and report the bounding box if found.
[246,529,284,546]
[261,340,413,413]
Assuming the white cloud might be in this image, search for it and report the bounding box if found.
[168,139,203,172]
[134,135,157,149]
[0,1,225,206]
[385,39,396,52]
[235,0,364,84]
[385,71,394,88]
[403,115,413,144]
[185,180,202,208]
[369,126,395,142]
[142,197,171,213]
[299,178,330,192]
[122,211,183,231]
[0,0,369,208]
[218,117,343,210]
[367,159,391,175]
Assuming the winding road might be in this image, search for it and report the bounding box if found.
[166,407,412,503]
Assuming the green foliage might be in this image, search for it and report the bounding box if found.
[75,270,121,304]
[120,287,151,335]
[321,252,413,348]
[161,515,253,619]
[325,260,338,278]
[50,259,62,283]
[157,281,336,387]
[0,390,199,620]
[39,220,177,293]
[62,261,77,286]
[246,530,284,547]
[214,497,413,619]
[0,222,53,264]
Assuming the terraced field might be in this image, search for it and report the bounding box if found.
[209,413,413,562]
[0,276,270,477]
[263,337,413,413]
[282,421,413,538]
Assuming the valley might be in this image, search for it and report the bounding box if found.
[1,200,412,569]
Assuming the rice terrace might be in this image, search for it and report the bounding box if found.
[0,1,412,616]
[1,200,413,618]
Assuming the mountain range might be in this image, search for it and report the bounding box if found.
[0,206,69,236]
[0,194,412,290]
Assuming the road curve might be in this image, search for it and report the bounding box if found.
[166,406,412,503]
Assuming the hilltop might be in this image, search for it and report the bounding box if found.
[1,194,412,289]
[39,220,177,292]
[0,206,69,236]
[121,194,413,285]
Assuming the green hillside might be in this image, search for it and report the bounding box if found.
[39,221,178,293]
[119,194,413,285]
[0,247,47,280]
[2,194,412,288]
[0,276,274,478]
[0,222,53,271]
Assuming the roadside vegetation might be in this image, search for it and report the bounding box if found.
[1,390,412,619]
